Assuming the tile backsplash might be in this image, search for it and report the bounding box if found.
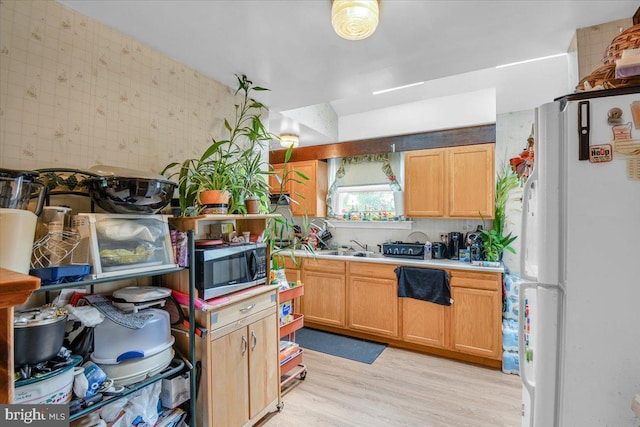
[0,0,242,174]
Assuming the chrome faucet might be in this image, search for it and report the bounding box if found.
[350,239,368,252]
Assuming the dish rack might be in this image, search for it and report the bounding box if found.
[31,231,81,268]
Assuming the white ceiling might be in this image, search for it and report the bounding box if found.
[57,0,637,145]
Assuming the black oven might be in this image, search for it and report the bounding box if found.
[195,243,267,300]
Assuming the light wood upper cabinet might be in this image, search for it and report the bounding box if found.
[447,144,494,218]
[347,262,399,338]
[449,270,502,360]
[404,144,495,218]
[269,160,328,217]
[404,148,446,217]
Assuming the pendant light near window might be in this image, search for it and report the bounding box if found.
[279,134,299,148]
[332,0,379,41]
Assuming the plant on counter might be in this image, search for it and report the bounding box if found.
[480,165,519,262]
[162,74,273,216]
[266,145,315,270]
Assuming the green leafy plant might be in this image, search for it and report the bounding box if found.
[266,146,315,270]
[480,165,519,262]
[161,74,272,216]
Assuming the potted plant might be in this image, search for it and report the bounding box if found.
[234,150,271,214]
[162,74,272,216]
[480,165,519,262]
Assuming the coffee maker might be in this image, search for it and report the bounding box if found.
[447,232,464,260]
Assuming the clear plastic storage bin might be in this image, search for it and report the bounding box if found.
[73,214,177,279]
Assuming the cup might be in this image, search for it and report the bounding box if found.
[242,231,251,242]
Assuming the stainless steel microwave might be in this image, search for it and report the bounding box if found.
[195,243,267,300]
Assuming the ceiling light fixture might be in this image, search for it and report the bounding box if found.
[372,81,425,95]
[332,0,379,41]
[279,134,299,148]
[496,53,567,69]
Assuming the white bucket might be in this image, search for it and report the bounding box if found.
[0,208,37,274]
[13,366,78,404]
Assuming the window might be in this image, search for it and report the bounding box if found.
[326,153,404,222]
[332,184,397,220]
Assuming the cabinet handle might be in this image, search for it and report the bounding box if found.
[240,303,256,313]
[251,331,257,350]
[241,335,247,355]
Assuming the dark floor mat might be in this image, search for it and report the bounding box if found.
[294,327,386,364]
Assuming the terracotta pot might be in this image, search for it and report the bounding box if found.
[244,198,260,214]
[199,190,229,206]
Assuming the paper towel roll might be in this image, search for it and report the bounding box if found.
[393,191,404,218]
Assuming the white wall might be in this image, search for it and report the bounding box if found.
[336,54,569,143]
[338,89,496,142]
[495,109,536,275]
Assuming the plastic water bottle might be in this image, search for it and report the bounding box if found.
[424,241,432,259]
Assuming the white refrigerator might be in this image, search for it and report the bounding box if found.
[519,88,640,427]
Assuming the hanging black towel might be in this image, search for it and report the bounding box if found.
[394,266,452,306]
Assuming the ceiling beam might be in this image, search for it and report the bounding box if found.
[269,124,496,164]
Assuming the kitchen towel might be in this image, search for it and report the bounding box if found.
[394,266,452,306]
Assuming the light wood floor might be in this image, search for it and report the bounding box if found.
[258,347,522,427]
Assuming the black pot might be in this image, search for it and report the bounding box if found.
[14,314,67,367]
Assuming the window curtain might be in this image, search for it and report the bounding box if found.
[326,153,401,218]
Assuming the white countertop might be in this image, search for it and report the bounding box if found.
[292,250,504,273]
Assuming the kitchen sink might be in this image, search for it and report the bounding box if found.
[319,250,385,259]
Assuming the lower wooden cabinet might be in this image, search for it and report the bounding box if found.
[402,298,447,348]
[449,270,502,359]
[347,262,399,338]
[301,259,346,327]
[299,257,503,366]
[178,287,280,427]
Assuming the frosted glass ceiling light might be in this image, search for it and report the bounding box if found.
[279,134,299,148]
[332,0,379,41]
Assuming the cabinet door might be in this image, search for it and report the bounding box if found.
[402,298,447,348]
[450,286,502,359]
[269,164,289,195]
[248,312,279,419]
[447,144,495,218]
[210,327,249,426]
[348,276,398,337]
[301,270,346,327]
[404,149,446,217]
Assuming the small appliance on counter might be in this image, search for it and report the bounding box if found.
[447,232,464,260]
[381,241,428,259]
[432,242,448,259]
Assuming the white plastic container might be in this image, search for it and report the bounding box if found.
[0,209,37,274]
[91,308,174,364]
[97,347,174,387]
[74,213,177,279]
[13,365,77,404]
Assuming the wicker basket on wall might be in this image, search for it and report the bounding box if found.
[576,24,640,91]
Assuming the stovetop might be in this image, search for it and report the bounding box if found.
[382,241,427,258]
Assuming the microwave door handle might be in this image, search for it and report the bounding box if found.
[250,249,258,280]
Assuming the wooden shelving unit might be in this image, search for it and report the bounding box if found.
[278,285,307,391]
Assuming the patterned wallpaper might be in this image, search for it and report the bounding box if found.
[0,0,242,175]
[576,18,633,80]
